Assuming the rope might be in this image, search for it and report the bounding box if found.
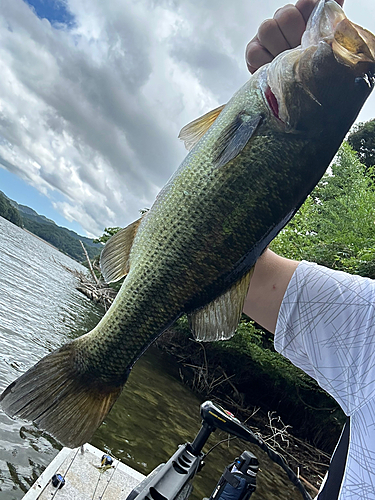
[98,458,120,500]
[91,454,117,500]
[50,447,81,499]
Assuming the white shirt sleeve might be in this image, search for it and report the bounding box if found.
[274,261,375,416]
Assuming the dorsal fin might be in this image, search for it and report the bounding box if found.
[188,267,254,342]
[100,217,144,283]
[178,104,226,151]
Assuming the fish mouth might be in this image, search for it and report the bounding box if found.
[318,2,375,76]
[263,0,375,129]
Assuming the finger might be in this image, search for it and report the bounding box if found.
[295,0,319,23]
[247,64,259,74]
[274,4,307,48]
[257,18,291,57]
[295,0,344,24]
[246,36,274,73]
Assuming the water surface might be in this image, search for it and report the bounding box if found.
[0,217,302,500]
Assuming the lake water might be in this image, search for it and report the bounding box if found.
[0,216,302,500]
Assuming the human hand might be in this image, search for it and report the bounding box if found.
[245,0,345,74]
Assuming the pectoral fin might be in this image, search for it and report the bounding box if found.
[178,105,225,150]
[100,216,144,283]
[212,113,262,169]
[188,268,254,342]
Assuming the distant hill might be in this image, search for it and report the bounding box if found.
[0,190,103,262]
[0,191,23,227]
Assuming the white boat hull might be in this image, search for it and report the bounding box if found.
[23,443,145,500]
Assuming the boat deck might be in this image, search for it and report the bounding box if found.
[23,443,145,500]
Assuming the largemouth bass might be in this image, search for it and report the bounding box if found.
[2,0,375,448]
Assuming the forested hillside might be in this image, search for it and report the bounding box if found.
[0,191,102,261]
[0,192,23,227]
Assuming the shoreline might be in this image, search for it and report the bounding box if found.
[22,226,61,252]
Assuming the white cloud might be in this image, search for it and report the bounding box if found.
[0,0,374,236]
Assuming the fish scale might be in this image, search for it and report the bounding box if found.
[2,0,375,448]
[79,131,328,379]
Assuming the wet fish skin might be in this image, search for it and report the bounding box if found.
[76,96,314,381]
[1,0,375,448]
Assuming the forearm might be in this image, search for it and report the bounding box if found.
[243,249,299,333]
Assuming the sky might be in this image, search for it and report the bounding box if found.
[0,0,375,237]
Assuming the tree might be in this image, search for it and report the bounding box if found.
[93,227,121,245]
[93,209,149,245]
[0,192,23,227]
[348,119,375,170]
[272,142,375,277]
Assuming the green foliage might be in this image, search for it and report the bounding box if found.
[348,119,375,169]
[93,209,150,245]
[91,210,150,283]
[0,192,23,227]
[174,316,301,386]
[212,320,327,397]
[272,142,375,277]
[93,227,121,244]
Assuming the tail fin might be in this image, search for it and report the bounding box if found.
[0,343,123,448]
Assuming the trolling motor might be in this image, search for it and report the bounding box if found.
[126,401,261,500]
[208,450,258,500]
[126,401,312,500]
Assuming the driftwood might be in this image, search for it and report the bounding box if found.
[60,251,117,312]
[76,279,117,310]
[79,240,100,285]
[63,241,116,310]
[62,263,117,310]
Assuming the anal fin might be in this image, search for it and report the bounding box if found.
[188,268,254,342]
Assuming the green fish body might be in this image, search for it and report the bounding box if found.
[2,0,375,447]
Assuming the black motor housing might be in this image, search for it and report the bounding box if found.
[208,451,259,500]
